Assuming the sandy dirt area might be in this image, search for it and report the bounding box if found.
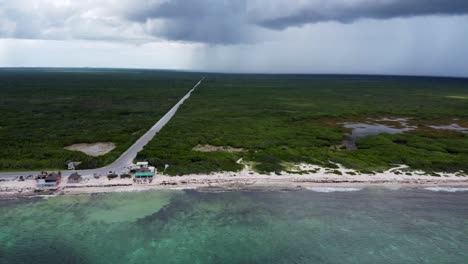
[64,142,116,157]
[192,144,245,152]
[0,179,36,196]
[1,163,467,197]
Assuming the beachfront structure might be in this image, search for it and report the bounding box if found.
[135,166,156,178]
[134,168,154,184]
[36,171,62,187]
[135,171,154,178]
[133,161,156,179]
[136,162,149,167]
[131,161,156,183]
[68,172,82,183]
[107,172,118,179]
[130,162,150,172]
[133,161,156,177]
[120,174,132,179]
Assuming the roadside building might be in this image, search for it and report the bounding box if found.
[36,171,62,188]
[130,161,156,183]
[133,161,156,177]
[136,162,149,168]
[66,161,82,170]
[134,162,156,183]
[129,162,149,173]
[67,162,76,170]
[120,173,132,179]
[107,172,118,180]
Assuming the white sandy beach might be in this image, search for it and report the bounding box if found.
[1,163,467,197]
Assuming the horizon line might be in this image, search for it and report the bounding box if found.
[1,66,468,80]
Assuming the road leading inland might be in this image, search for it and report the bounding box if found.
[0,78,204,179]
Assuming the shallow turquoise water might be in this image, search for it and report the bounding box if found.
[0,188,467,264]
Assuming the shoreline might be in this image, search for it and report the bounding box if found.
[1,165,467,198]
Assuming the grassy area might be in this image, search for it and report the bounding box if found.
[0,68,200,171]
[137,74,468,175]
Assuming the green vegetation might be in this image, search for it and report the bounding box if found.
[2,71,467,174]
[0,68,200,171]
[137,75,468,175]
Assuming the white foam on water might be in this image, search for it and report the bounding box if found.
[168,186,196,190]
[424,187,468,193]
[306,187,363,193]
[28,195,58,199]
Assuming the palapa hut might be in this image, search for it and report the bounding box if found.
[107,172,118,179]
[68,172,82,183]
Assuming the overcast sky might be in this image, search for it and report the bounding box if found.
[1,0,468,77]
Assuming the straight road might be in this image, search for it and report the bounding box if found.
[0,78,204,179]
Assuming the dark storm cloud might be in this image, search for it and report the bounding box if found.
[125,0,468,43]
[2,0,468,44]
[256,0,468,30]
[128,0,246,21]
[126,0,252,44]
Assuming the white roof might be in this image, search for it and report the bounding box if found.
[136,162,149,166]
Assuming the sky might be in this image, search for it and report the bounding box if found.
[1,0,468,77]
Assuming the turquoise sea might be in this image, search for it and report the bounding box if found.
[0,187,467,264]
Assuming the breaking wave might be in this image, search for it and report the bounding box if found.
[306,187,363,193]
[424,187,468,193]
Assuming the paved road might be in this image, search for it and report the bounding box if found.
[0,78,204,179]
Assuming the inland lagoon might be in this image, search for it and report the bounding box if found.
[1,188,467,264]
[342,122,416,150]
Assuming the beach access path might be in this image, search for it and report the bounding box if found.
[0,78,204,179]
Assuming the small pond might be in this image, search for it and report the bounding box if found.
[342,122,416,150]
[340,119,467,150]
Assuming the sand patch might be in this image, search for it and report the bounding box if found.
[428,124,468,134]
[446,96,468,100]
[193,144,245,153]
[64,142,116,157]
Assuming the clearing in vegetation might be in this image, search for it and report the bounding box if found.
[64,142,116,157]
[136,74,468,175]
[192,145,245,153]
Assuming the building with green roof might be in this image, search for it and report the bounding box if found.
[135,171,154,178]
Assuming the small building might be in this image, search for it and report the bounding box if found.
[133,161,156,176]
[120,173,132,179]
[129,162,149,173]
[36,171,62,188]
[134,168,154,184]
[67,162,76,170]
[135,171,154,178]
[107,172,119,179]
[68,172,82,183]
[133,162,156,183]
[136,162,149,168]
[66,161,82,170]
